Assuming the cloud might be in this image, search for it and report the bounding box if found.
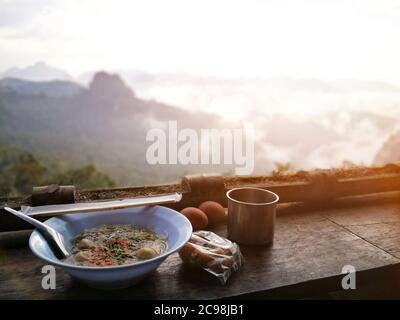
[0,0,54,27]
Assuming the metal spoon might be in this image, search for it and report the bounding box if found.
[4,207,71,259]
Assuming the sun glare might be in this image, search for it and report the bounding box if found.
[2,0,397,84]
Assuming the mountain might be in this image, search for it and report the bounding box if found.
[88,72,135,100]
[0,72,236,186]
[1,62,72,82]
[0,78,83,97]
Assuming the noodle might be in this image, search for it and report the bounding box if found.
[65,224,167,267]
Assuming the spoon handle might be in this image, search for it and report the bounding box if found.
[4,207,70,259]
[5,206,49,229]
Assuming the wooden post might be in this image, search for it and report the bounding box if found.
[180,174,227,207]
[31,185,76,206]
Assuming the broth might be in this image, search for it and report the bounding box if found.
[65,224,167,267]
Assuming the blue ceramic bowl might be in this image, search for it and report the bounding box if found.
[29,206,192,289]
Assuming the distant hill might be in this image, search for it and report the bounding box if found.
[0,78,83,97]
[1,61,72,82]
[0,71,235,186]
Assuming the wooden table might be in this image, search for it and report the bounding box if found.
[2,193,400,299]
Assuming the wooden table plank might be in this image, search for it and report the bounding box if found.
[324,204,400,226]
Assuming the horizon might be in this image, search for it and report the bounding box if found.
[3,60,400,88]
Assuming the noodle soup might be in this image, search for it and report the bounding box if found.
[65,224,167,267]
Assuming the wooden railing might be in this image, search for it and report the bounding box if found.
[1,163,400,232]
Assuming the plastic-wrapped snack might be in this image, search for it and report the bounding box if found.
[179,230,244,284]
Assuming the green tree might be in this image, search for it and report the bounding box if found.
[11,153,46,195]
[0,168,14,196]
[48,164,115,189]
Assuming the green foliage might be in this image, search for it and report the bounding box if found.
[0,143,116,197]
[47,164,116,189]
[0,168,14,196]
[0,143,23,196]
[11,153,46,194]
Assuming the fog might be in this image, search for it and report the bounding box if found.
[119,74,400,172]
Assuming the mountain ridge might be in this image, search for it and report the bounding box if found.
[1,61,72,82]
[0,71,235,186]
[0,77,83,97]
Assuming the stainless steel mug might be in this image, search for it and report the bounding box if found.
[227,187,279,245]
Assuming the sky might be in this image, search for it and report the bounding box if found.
[1,0,400,172]
[1,0,400,83]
